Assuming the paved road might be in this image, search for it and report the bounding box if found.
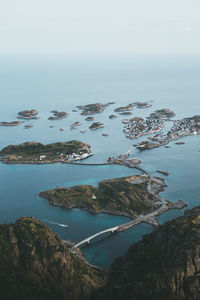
[71,161,167,251]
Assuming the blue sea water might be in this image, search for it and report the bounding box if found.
[0,55,200,268]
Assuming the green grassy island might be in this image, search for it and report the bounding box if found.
[40,175,166,218]
[0,140,93,164]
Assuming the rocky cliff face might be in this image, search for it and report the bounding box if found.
[0,217,105,300]
[97,206,200,300]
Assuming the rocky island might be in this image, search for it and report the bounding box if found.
[18,109,39,119]
[0,140,93,164]
[48,110,69,120]
[85,116,94,121]
[150,108,176,118]
[0,121,23,126]
[40,174,167,218]
[134,101,152,109]
[109,114,117,119]
[89,122,104,130]
[77,103,110,115]
[114,103,135,112]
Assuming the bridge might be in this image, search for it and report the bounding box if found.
[70,165,168,252]
[71,225,119,251]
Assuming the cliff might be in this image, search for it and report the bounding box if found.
[0,217,105,300]
[97,206,200,300]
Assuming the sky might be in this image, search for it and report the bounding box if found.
[0,0,200,56]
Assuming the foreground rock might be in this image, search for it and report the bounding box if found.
[97,206,200,300]
[0,217,105,300]
[0,140,93,164]
[39,175,166,218]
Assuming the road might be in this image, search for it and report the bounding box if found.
[71,161,167,251]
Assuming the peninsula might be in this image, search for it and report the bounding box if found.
[0,140,93,164]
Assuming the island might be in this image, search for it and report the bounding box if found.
[123,109,175,140]
[119,112,133,116]
[70,122,82,130]
[134,101,152,109]
[39,174,181,219]
[0,140,93,164]
[135,141,165,150]
[109,114,117,119]
[89,122,104,130]
[48,110,69,120]
[114,102,152,113]
[156,170,169,176]
[24,124,34,129]
[18,109,39,119]
[150,108,176,119]
[136,114,200,150]
[0,121,23,126]
[85,116,94,121]
[114,103,134,112]
[77,103,110,115]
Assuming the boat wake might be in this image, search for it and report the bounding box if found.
[43,219,68,228]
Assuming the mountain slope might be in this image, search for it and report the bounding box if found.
[98,206,200,300]
[0,217,105,300]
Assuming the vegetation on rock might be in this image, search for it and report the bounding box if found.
[0,140,91,163]
[40,175,163,217]
[0,217,105,300]
[97,206,200,300]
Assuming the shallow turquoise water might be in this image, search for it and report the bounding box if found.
[0,55,199,268]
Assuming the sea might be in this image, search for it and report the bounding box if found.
[0,55,199,269]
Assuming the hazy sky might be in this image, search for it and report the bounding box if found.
[0,0,200,55]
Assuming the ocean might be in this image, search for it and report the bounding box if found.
[0,55,199,268]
